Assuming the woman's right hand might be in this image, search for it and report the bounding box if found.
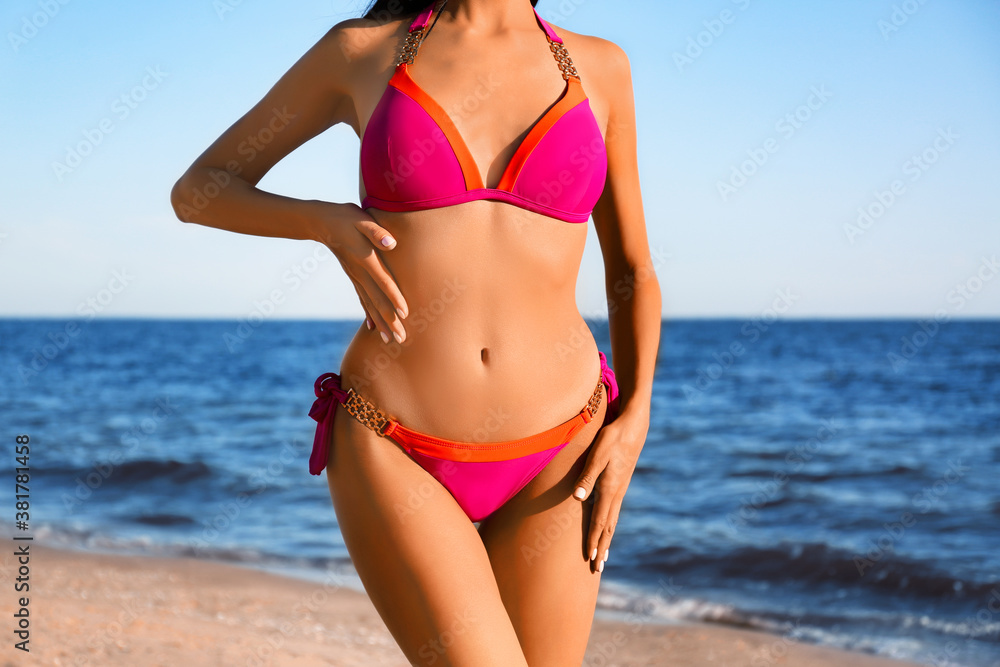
[314,202,408,344]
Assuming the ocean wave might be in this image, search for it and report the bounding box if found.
[635,540,999,601]
[597,580,999,665]
[727,463,921,483]
[41,458,214,485]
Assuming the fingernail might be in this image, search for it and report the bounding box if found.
[590,548,597,561]
[393,330,403,344]
[380,331,389,344]
[366,318,373,330]
[598,560,605,573]
[381,236,394,247]
[574,487,586,500]
[604,549,609,562]
[396,306,406,319]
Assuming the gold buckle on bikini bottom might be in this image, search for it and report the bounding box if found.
[343,388,392,435]
[584,375,604,419]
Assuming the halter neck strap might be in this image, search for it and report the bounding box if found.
[400,1,576,79]
[408,2,437,33]
[531,8,564,44]
[407,2,564,44]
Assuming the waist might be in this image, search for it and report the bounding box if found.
[338,312,601,442]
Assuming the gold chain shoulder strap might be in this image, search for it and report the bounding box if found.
[545,34,579,81]
[396,2,578,80]
[394,0,447,67]
[394,26,425,67]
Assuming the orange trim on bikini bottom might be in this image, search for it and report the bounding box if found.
[367,374,605,463]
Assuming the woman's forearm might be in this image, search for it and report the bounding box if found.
[608,259,661,424]
[170,166,335,244]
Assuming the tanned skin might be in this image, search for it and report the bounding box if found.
[171,2,660,664]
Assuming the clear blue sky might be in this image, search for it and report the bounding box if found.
[2,0,998,319]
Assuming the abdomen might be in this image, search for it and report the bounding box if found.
[338,200,602,441]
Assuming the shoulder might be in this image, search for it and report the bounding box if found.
[547,23,631,80]
[319,15,415,67]
[547,25,634,134]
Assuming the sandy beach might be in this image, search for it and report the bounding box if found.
[0,543,927,667]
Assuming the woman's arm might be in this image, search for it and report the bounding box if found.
[170,19,409,342]
[171,20,358,238]
[573,37,662,572]
[591,47,660,429]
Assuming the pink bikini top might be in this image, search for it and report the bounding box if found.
[360,1,608,223]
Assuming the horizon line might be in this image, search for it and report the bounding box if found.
[1,315,998,322]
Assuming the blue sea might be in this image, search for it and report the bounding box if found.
[1,318,997,666]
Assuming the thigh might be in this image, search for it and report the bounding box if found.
[477,386,609,667]
[325,404,529,667]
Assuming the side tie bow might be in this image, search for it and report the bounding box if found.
[308,372,349,475]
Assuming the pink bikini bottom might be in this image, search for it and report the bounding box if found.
[308,351,621,522]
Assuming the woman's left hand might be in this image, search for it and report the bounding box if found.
[572,410,649,573]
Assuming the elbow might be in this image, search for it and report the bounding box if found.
[170,175,199,224]
[628,255,662,303]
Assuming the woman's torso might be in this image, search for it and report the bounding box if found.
[336,10,609,439]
